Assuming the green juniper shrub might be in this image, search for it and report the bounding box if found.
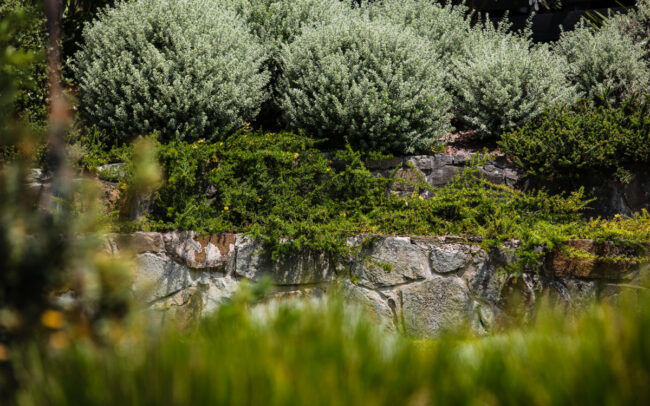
[277,16,452,154]
[555,19,649,102]
[146,130,392,258]
[499,93,650,191]
[73,0,269,144]
[114,131,650,271]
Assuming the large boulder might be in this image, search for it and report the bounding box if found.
[349,236,431,288]
[400,276,473,337]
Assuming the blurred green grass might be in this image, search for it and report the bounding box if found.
[13,285,650,406]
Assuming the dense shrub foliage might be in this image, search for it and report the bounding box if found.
[227,0,349,127]
[0,0,48,123]
[604,0,650,62]
[361,0,475,64]
[556,20,649,102]
[96,131,648,266]
[277,17,452,153]
[231,0,347,52]
[499,93,650,189]
[73,0,269,144]
[627,0,650,56]
[450,33,576,137]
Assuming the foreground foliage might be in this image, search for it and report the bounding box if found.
[13,288,650,405]
[0,0,47,123]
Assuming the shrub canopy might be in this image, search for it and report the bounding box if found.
[277,16,452,154]
[361,0,475,65]
[450,33,577,137]
[74,0,269,144]
[556,20,649,102]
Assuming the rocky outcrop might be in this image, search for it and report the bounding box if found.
[367,153,522,197]
[106,232,649,338]
[367,153,650,217]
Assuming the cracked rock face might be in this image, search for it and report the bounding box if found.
[429,243,473,274]
[135,253,192,302]
[400,276,473,337]
[164,231,236,270]
[338,280,396,331]
[123,233,647,338]
[350,237,430,288]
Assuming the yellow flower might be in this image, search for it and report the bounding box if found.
[219,142,224,146]
[41,310,64,329]
[197,139,204,144]
[419,195,424,200]
[223,206,229,211]
[293,153,299,159]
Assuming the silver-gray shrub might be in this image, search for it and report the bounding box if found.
[73,0,269,143]
[556,19,650,101]
[359,0,476,65]
[231,0,349,49]
[450,32,577,137]
[277,16,453,154]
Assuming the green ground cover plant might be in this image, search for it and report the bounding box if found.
[499,93,650,191]
[93,131,650,270]
[73,0,269,144]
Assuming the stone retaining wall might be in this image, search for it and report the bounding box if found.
[105,232,649,337]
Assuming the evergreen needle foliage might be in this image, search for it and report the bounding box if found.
[500,93,650,190]
[103,131,650,268]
